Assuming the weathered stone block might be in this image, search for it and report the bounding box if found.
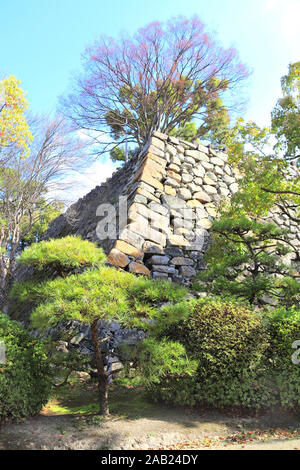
[168,163,180,173]
[165,246,184,257]
[146,151,167,167]
[143,240,165,254]
[164,177,180,188]
[166,143,177,156]
[151,136,165,151]
[164,185,177,196]
[197,143,209,154]
[229,183,239,194]
[181,173,193,184]
[148,202,170,216]
[196,218,212,229]
[153,130,168,140]
[187,199,205,208]
[147,145,165,158]
[148,255,170,265]
[162,194,186,210]
[210,156,225,166]
[180,265,196,277]
[171,257,194,266]
[168,234,189,246]
[128,221,167,247]
[152,271,169,279]
[139,173,163,191]
[152,265,176,274]
[107,248,130,268]
[128,262,150,276]
[114,240,144,259]
[178,188,192,200]
[202,185,218,195]
[136,187,160,203]
[203,174,217,185]
[193,192,211,203]
[167,170,181,182]
[186,150,209,162]
[119,228,145,250]
[193,166,205,178]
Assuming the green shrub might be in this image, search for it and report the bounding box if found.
[150,298,300,411]
[150,297,275,410]
[265,306,300,409]
[17,235,106,276]
[0,314,50,423]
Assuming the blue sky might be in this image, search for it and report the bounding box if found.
[1,0,299,202]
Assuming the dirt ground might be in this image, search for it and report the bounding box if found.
[0,380,299,451]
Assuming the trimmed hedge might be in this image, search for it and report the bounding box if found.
[0,314,51,423]
[265,306,300,408]
[150,298,300,411]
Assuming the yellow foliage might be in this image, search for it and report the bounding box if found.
[0,75,32,157]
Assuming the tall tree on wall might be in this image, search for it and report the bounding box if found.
[62,16,248,160]
[271,61,300,161]
[222,63,299,226]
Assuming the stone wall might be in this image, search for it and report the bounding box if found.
[44,130,299,283]
[45,131,241,283]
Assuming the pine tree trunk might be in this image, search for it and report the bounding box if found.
[90,320,109,417]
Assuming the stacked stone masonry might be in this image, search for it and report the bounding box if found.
[44,131,299,284]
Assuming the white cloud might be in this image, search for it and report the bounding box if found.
[48,159,119,207]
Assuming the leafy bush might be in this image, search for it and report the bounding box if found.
[0,314,50,423]
[265,306,300,409]
[17,235,106,276]
[150,297,274,409]
[150,297,300,411]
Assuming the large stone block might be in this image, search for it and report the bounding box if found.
[119,228,145,250]
[143,240,165,254]
[171,257,194,266]
[151,265,176,274]
[128,262,150,276]
[146,151,167,167]
[180,265,196,277]
[136,187,160,203]
[129,203,169,228]
[107,248,130,268]
[164,185,177,196]
[148,255,170,265]
[152,130,168,141]
[185,150,209,162]
[150,136,166,151]
[162,194,186,210]
[139,172,163,191]
[192,191,212,203]
[114,240,144,259]
[128,220,167,247]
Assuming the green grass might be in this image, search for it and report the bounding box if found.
[44,378,156,420]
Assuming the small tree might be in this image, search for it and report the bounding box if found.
[0,116,84,309]
[11,236,194,416]
[196,216,299,305]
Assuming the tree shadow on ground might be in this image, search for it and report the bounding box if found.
[1,379,299,450]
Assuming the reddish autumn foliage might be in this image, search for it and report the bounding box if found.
[63,16,249,155]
